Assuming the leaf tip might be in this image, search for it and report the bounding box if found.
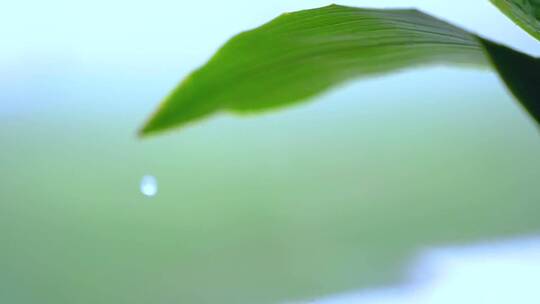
[137,106,171,138]
[137,118,157,138]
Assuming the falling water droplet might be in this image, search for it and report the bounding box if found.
[140,175,158,197]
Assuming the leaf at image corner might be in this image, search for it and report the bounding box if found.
[491,0,540,41]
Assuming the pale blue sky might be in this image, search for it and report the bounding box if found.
[2,0,538,68]
[1,0,538,118]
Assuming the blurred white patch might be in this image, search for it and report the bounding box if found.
[140,175,158,197]
[303,236,540,304]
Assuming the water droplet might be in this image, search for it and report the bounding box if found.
[140,175,158,197]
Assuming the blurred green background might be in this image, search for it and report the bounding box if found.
[1,0,540,303]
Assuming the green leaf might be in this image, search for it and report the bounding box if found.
[140,4,540,136]
[491,0,540,41]
[479,38,540,123]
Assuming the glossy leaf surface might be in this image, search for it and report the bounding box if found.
[140,4,540,135]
